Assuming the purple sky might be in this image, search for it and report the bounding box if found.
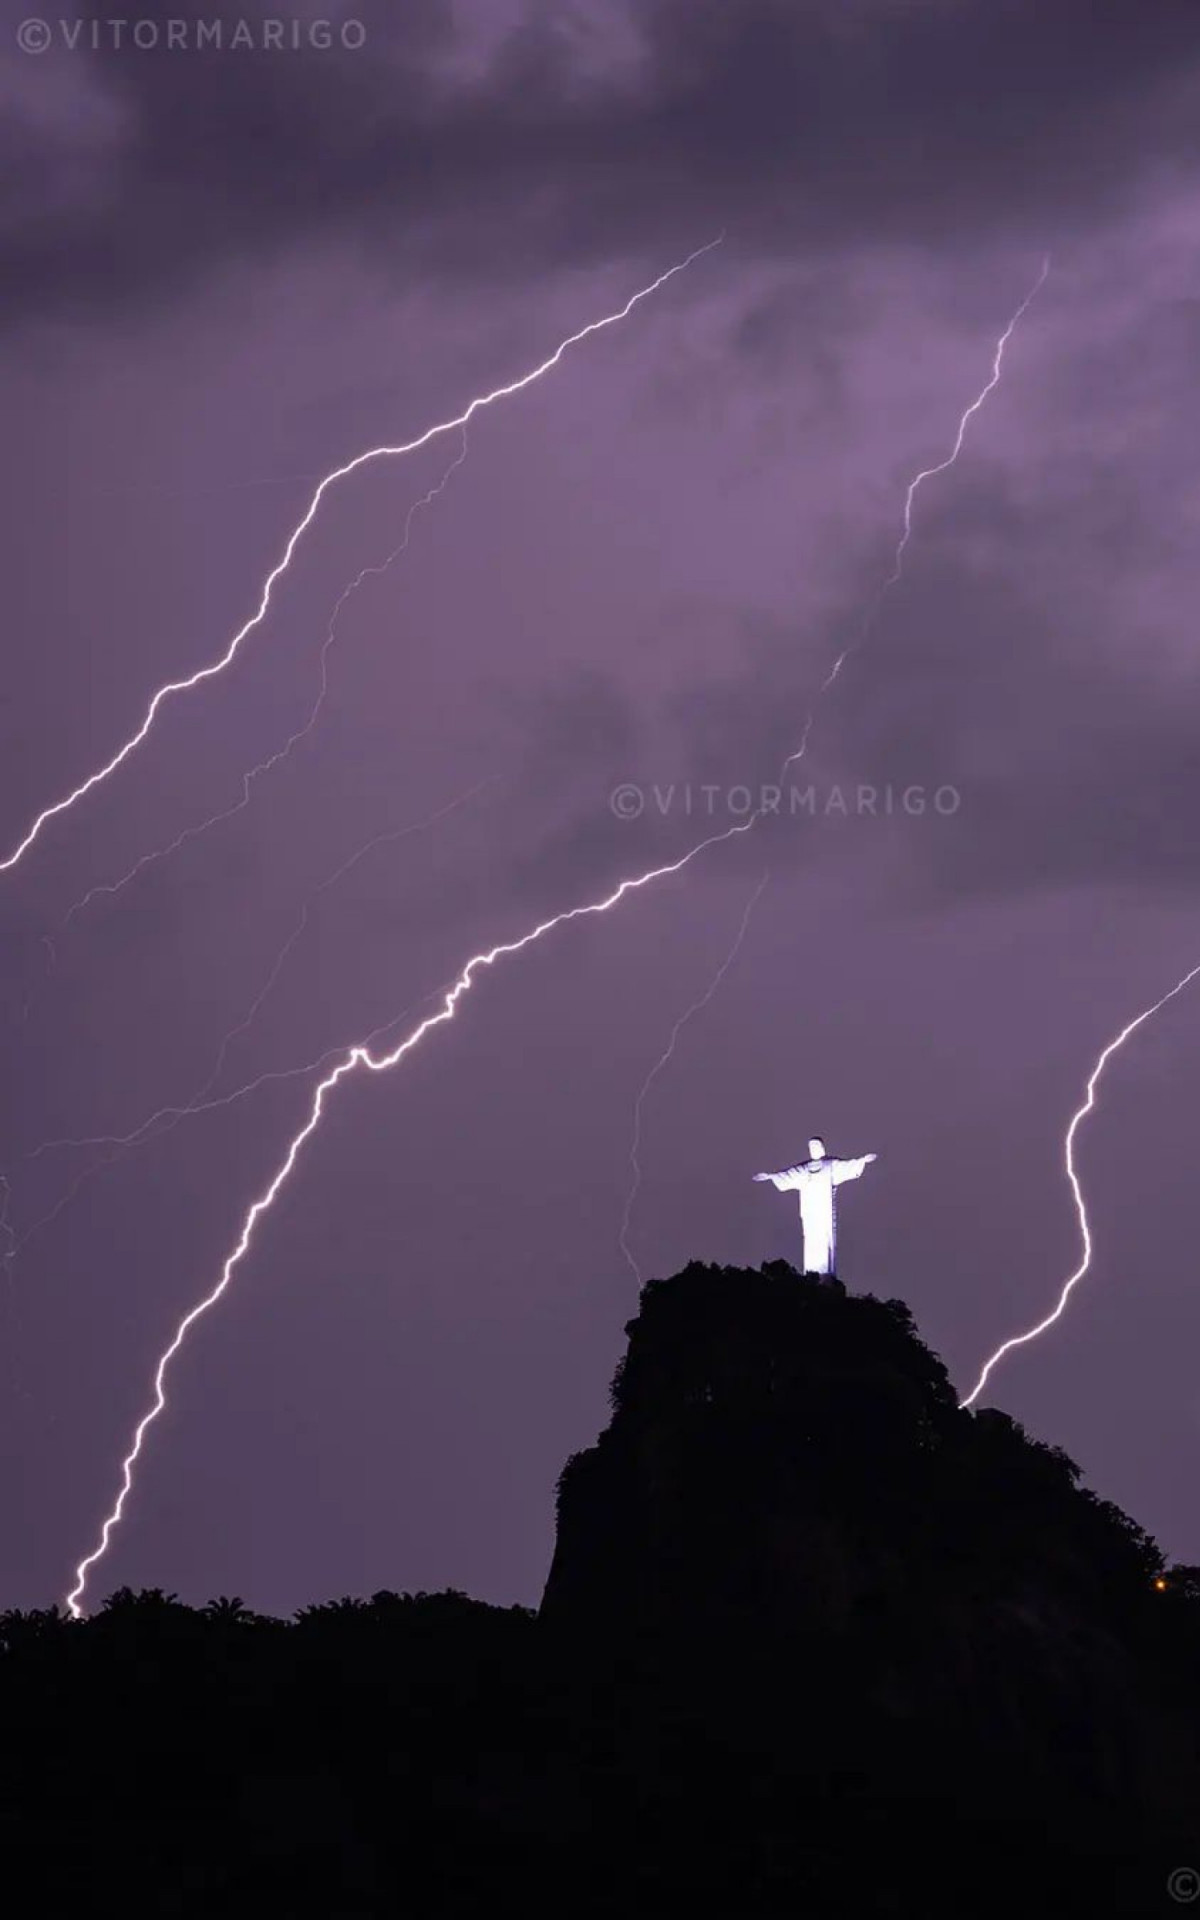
[3,0,1200,1612]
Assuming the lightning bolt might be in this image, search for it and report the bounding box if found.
[961,957,1200,1411]
[884,255,1050,594]
[6,778,493,1266]
[9,999,429,1269]
[788,253,1052,727]
[59,431,472,928]
[3,241,721,878]
[188,766,496,1107]
[65,822,753,1616]
[64,257,1047,1614]
[21,1047,354,1172]
[619,871,769,1286]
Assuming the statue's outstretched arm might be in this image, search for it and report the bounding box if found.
[753,1167,801,1190]
[831,1153,876,1185]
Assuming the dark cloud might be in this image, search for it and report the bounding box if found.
[770,431,1200,907]
[511,342,1200,915]
[839,558,1200,907]
[3,0,1199,329]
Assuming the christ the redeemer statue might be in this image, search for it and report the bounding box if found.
[753,1137,877,1276]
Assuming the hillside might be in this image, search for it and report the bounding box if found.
[3,1260,1199,1915]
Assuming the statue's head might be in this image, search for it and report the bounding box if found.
[807,1136,826,1161]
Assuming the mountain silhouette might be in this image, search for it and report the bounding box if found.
[3,1260,1199,1915]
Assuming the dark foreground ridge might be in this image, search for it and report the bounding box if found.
[5,1261,1200,1915]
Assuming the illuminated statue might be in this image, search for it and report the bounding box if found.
[753,1137,877,1276]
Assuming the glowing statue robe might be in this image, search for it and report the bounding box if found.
[755,1146,876,1276]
